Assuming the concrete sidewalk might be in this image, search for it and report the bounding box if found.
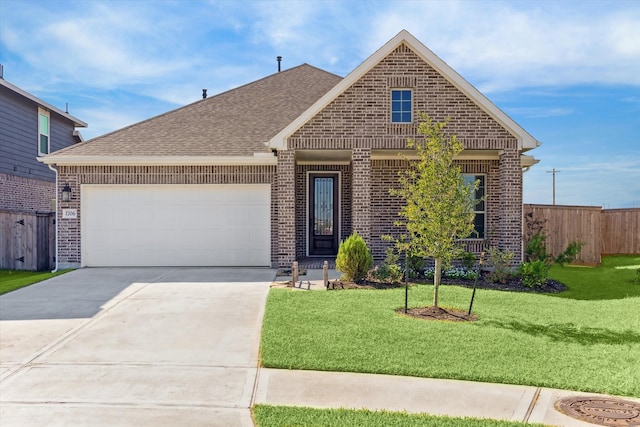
[253,368,640,426]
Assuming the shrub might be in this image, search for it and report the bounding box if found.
[486,247,515,284]
[407,255,426,279]
[460,251,476,270]
[336,231,373,282]
[525,230,549,262]
[555,240,584,265]
[370,247,403,283]
[519,260,550,288]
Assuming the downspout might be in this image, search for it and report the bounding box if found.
[47,164,59,273]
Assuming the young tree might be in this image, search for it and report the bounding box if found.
[391,114,477,307]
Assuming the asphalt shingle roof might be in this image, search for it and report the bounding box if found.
[48,64,341,158]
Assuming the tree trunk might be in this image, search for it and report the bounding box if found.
[433,257,442,307]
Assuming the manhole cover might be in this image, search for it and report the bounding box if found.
[555,396,640,426]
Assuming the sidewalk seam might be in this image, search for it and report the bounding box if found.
[523,387,541,423]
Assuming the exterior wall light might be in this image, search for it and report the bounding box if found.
[61,183,72,202]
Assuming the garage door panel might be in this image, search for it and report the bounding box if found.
[81,184,271,267]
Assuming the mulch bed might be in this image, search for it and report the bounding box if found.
[329,271,567,294]
[326,272,567,322]
[397,305,478,322]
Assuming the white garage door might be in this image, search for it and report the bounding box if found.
[81,184,271,267]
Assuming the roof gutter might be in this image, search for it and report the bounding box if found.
[47,164,59,273]
[37,154,278,167]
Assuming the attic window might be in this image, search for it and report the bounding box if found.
[391,89,412,123]
[38,108,50,156]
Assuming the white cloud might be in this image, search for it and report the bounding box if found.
[369,1,640,92]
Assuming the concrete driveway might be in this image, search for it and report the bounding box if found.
[0,267,275,426]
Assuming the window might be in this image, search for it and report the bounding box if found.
[38,108,50,156]
[391,89,412,123]
[463,174,486,238]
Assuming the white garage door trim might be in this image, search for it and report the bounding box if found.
[81,184,271,267]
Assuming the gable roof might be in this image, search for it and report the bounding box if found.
[0,78,87,127]
[40,64,342,165]
[269,30,540,152]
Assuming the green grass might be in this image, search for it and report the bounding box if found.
[260,256,640,397]
[253,405,544,427]
[0,269,72,295]
[550,255,640,300]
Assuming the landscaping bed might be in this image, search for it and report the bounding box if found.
[328,272,566,294]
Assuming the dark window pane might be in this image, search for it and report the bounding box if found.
[40,135,49,154]
[474,214,485,238]
[391,90,401,100]
[392,112,401,122]
[314,178,333,235]
[401,112,411,122]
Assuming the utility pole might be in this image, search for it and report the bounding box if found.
[547,168,560,205]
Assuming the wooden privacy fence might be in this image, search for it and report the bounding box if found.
[0,210,55,271]
[523,204,640,265]
[601,208,640,255]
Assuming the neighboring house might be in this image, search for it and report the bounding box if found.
[40,30,539,269]
[1,76,87,212]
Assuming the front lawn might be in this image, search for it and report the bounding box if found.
[550,255,640,300]
[260,256,640,397]
[0,269,71,295]
[253,405,544,427]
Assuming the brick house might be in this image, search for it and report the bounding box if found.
[1,77,86,212]
[40,30,539,269]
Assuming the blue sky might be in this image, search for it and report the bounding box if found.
[1,0,639,208]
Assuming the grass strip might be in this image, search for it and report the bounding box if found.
[0,269,72,295]
[253,405,544,427]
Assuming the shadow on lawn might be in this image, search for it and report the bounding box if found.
[485,320,640,346]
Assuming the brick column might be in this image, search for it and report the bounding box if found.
[499,149,523,264]
[57,167,81,268]
[277,150,296,267]
[351,148,371,245]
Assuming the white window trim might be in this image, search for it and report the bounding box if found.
[38,107,50,156]
[390,88,413,124]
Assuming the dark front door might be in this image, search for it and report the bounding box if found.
[309,173,339,256]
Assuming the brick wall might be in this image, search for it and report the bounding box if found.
[289,43,516,150]
[56,165,277,268]
[276,151,295,266]
[0,172,55,212]
[351,148,372,244]
[286,42,524,264]
[371,159,501,262]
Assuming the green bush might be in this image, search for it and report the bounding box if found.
[555,240,584,265]
[407,255,426,278]
[486,247,515,284]
[336,231,373,282]
[525,230,549,262]
[371,247,403,283]
[460,251,476,270]
[518,260,550,288]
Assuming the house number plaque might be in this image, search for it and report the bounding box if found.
[62,209,77,219]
